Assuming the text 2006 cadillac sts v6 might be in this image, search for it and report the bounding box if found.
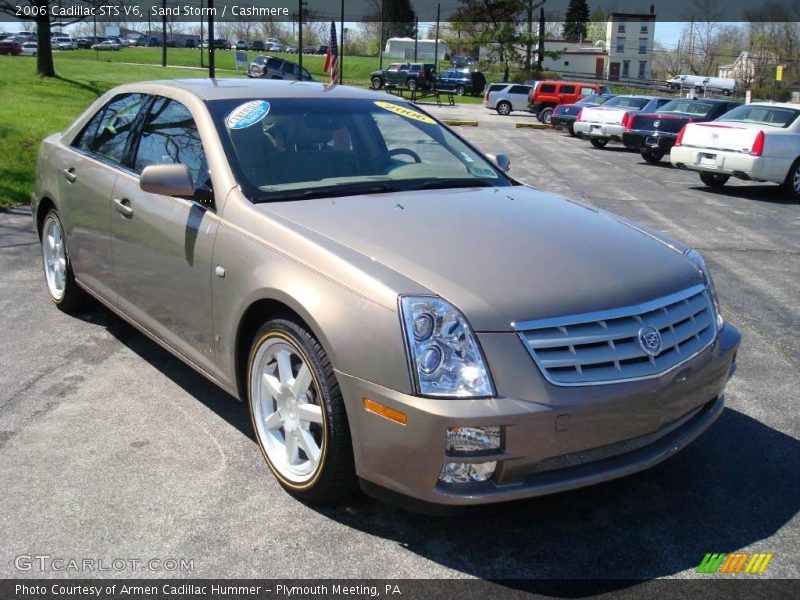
[33,80,740,508]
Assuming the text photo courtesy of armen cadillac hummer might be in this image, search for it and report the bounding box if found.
[0,0,798,597]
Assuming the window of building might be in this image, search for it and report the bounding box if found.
[564,60,570,66]
[618,19,626,33]
[638,61,646,78]
[639,39,647,54]
[616,37,625,53]
[622,60,630,77]
[640,20,648,33]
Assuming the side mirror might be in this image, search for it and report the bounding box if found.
[140,164,195,198]
[486,152,511,173]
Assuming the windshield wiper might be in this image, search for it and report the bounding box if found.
[254,181,400,203]
[401,178,496,192]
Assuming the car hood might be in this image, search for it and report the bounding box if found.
[258,186,701,331]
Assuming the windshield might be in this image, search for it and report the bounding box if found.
[658,100,716,117]
[719,105,799,128]
[602,96,651,109]
[208,98,510,201]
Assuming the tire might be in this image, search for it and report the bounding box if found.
[455,84,465,96]
[371,76,383,90]
[699,172,729,188]
[568,123,577,137]
[641,149,664,163]
[406,78,418,91]
[247,316,356,503]
[496,101,512,116]
[538,107,554,124]
[590,138,609,148]
[40,209,87,312]
[781,159,800,200]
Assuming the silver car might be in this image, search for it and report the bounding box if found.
[33,80,740,508]
[483,83,534,116]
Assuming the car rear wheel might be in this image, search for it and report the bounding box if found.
[41,209,87,312]
[455,84,465,96]
[538,107,554,124]
[567,123,577,137]
[699,173,729,188]
[496,101,512,116]
[641,149,664,163]
[371,76,383,90]
[407,78,418,91]
[782,159,800,200]
[590,138,609,148]
[247,317,356,503]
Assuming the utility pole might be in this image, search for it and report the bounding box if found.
[689,16,695,74]
[200,0,204,68]
[537,7,545,70]
[434,3,441,71]
[298,0,304,73]
[340,0,345,84]
[525,0,533,71]
[209,0,215,78]
[414,16,418,61]
[378,0,385,69]
[161,0,167,67]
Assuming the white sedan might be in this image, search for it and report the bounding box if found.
[91,40,121,51]
[670,102,800,199]
[20,41,37,56]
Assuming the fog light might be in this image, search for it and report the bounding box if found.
[446,426,501,454]
[439,461,497,483]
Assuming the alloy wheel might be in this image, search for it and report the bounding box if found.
[42,215,67,301]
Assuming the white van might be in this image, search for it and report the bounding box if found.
[701,77,737,96]
[667,75,707,91]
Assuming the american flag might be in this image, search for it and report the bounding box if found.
[323,21,339,84]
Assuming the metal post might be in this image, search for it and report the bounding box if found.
[414,17,418,61]
[378,0,384,69]
[537,7,544,70]
[434,3,440,71]
[298,0,303,73]
[161,0,167,67]
[200,0,204,68]
[209,0,215,78]
[340,0,344,84]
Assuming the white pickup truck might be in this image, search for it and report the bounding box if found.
[670,102,800,199]
[574,95,671,148]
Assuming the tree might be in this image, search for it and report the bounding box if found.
[562,0,590,41]
[383,0,416,39]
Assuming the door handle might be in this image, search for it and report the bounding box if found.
[63,168,77,183]
[113,197,134,218]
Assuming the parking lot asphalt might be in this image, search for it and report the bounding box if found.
[0,105,798,583]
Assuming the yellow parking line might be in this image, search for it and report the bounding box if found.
[442,120,479,126]
[515,122,550,129]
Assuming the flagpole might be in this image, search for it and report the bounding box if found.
[339,0,344,84]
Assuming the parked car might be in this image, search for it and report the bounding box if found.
[435,70,486,96]
[316,45,329,55]
[670,102,800,198]
[265,38,281,50]
[483,83,534,116]
[551,94,616,136]
[449,55,477,69]
[251,40,265,51]
[622,99,742,163]
[91,40,121,51]
[574,95,672,148]
[213,39,230,50]
[76,38,96,49]
[370,63,437,92]
[52,37,76,50]
[529,80,610,124]
[247,55,314,81]
[284,45,299,54]
[0,40,21,56]
[20,41,37,56]
[32,79,740,507]
[146,37,160,47]
[236,40,249,51]
[185,39,196,49]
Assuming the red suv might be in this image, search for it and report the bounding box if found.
[529,80,609,124]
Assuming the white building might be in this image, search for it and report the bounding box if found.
[384,37,449,60]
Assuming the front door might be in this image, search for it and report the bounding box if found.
[110,96,218,373]
[609,62,620,81]
[595,57,604,78]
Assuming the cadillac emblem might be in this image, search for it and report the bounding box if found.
[638,325,662,356]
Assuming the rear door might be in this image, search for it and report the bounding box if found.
[508,85,532,111]
[57,93,148,303]
[110,96,219,373]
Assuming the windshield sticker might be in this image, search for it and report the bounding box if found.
[374,101,435,124]
[226,100,270,130]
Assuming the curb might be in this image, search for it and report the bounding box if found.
[442,120,479,126]
[515,122,550,129]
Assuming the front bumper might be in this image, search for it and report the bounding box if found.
[670,146,769,181]
[622,131,678,153]
[338,324,740,506]
[574,121,625,141]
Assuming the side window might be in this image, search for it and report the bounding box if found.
[133,97,209,190]
[77,93,146,165]
[72,105,108,153]
[508,85,530,95]
[579,87,597,96]
[266,57,282,69]
[539,84,556,94]
[387,64,400,72]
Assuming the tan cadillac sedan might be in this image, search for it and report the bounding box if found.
[33,79,740,508]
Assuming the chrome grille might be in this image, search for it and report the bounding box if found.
[517,285,716,385]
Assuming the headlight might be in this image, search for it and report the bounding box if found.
[399,296,494,398]
[684,249,724,330]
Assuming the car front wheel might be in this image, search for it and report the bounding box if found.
[247,316,356,503]
[407,78,418,91]
[41,209,86,312]
[455,84,465,96]
[699,172,729,188]
[371,76,382,89]
[496,101,512,116]
[590,138,609,148]
[538,107,554,124]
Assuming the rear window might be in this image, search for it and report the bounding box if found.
[659,101,715,117]
[604,96,650,109]
[539,84,556,93]
[720,105,800,128]
[488,84,507,93]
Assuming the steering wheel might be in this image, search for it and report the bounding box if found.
[388,147,422,163]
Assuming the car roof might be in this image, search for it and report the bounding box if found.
[121,78,396,101]
[744,101,800,110]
